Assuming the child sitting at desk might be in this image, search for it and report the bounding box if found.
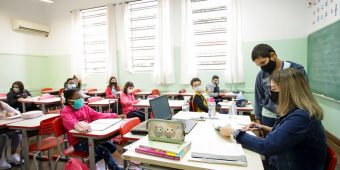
[120,81,145,121]
[61,89,125,170]
[191,78,209,112]
[0,101,22,169]
[219,68,326,170]
[6,81,39,112]
[106,76,121,99]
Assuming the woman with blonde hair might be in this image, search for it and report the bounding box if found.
[220,68,327,170]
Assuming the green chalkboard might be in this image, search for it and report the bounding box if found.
[308,20,340,101]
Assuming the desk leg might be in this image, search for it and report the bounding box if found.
[116,101,118,114]
[22,103,26,113]
[144,108,149,120]
[99,106,103,112]
[88,138,96,170]
[41,104,46,114]
[22,130,30,170]
[171,108,175,114]
[171,96,175,100]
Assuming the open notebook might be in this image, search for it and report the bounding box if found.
[90,119,122,131]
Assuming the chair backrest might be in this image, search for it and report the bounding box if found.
[87,88,97,92]
[41,88,53,92]
[0,93,6,97]
[151,89,160,96]
[120,117,141,144]
[88,97,103,103]
[52,117,66,137]
[179,89,186,93]
[58,88,64,97]
[39,116,59,135]
[326,146,337,170]
[133,88,141,94]
[39,94,55,100]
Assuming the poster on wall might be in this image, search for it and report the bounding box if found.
[312,0,339,25]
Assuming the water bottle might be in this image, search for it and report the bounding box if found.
[236,91,244,100]
[182,99,190,112]
[208,97,216,117]
[229,101,237,118]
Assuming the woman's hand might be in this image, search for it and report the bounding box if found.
[242,122,262,131]
[219,124,234,137]
[0,114,6,119]
[75,121,91,133]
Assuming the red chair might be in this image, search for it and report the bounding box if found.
[325,146,337,170]
[39,94,55,100]
[120,117,141,145]
[87,88,98,92]
[179,89,186,93]
[29,116,62,169]
[52,117,88,170]
[41,88,53,93]
[0,93,6,97]
[58,88,64,97]
[133,88,141,94]
[151,89,160,96]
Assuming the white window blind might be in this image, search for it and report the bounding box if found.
[191,0,228,70]
[127,0,158,72]
[80,6,108,74]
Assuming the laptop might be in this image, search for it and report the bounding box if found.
[131,96,197,135]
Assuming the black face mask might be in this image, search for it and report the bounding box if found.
[270,90,279,105]
[261,59,276,74]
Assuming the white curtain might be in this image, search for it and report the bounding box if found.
[70,9,86,83]
[153,0,175,85]
[179,0,197,84]
[224,0,244,83]
[107,5,117,79]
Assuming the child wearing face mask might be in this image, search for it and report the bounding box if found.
[6,81,39,112]
[190,78,209,112]
[120,81,145,122]
[106,76,121,99]
[0,101,22,169]
[61,78,89,104]
[61,89,125,170]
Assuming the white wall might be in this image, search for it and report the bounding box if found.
[0,0,50,55]
[240,0,309,42]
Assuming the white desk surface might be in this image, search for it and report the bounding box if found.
[122,112,263,170]
[21,97,40,103]
[34,97,61,104]
[219,102,254,112]
[7,114,60,130]
[163,92,194,96]
[221,92,238,97]
[133,99,185,108]
[88,91,105,95]
[88,99,116,106]
[135,92,152,95]
[69,119,124,139]
[0,117,24,127]
[0,96,7,101]
[123,132,145,140]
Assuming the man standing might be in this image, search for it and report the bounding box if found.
[252,44,307,127]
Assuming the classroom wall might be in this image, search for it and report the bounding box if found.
[0,0,51,95]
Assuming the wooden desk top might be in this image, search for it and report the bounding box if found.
[133,99,185,108]
[69,119,124,139]
[7,114,60,130]
[88,99,116,107]
[122,112,263,170]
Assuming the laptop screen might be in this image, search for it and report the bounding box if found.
[149,96,172,120]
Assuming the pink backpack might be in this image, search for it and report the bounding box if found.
[64,158,89,170]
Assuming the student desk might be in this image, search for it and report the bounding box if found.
[0,96,7,102]
[0,117,24,129]
[122,112,263,170]
[21,97,61,114]
[69,119,125,170]
[87,91,105,97]
[133,99,185,120]
[88,99,117,113]
[7,114,60,170]
[134,91,152,99]
[218,102,253,115]
[163,92,194,100]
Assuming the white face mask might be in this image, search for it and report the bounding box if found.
[194,85,204,92]
[127,89,134,94]
[67,84,77,89]
[111,80,117,83]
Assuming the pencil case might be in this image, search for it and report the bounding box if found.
[147,119,185,144]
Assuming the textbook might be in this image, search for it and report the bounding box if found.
[138,139,191,155]
[190,142,247,166]
[89,119,122,131]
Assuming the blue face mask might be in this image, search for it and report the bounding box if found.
[72,98,84,110]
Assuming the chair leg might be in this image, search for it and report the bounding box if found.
[54,155,64,170]
[47,149,53,170]
[33,152,41,170]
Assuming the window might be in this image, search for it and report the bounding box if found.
[191,0,228,70]
[80,6,108,74]
[127,0,158,72]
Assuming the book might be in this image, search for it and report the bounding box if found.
[135,147,181,160]
[90,119,122,131]
[138,139,191,155]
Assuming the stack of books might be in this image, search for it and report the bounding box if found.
[135,140,191,160]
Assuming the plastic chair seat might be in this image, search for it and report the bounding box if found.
[29,136,63,152]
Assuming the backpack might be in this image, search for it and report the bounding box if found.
[64,158,89,170]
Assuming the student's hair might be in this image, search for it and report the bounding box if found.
[123,81,134,94]
[212,75,219,80]
[12,81,24,92]
[64,78,74,88]
[108,76,118,90]
[73,75,82,89]
[251,44,276,61]
[64,88,80,106]
[190,78,201,87]
[270,68,323,120]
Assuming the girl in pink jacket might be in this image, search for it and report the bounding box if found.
[120,82,145,122]
[61,89,125,170]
